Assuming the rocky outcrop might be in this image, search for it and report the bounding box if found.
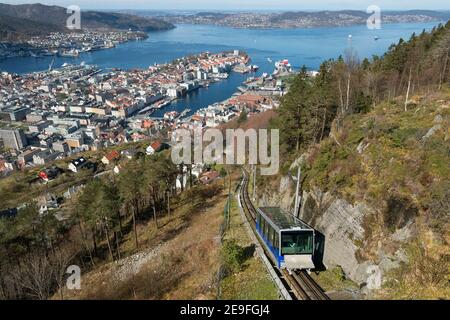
[299,189,369,282]
[257,165,413,293]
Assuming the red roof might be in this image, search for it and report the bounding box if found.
[150,141,162,151]
[105,150,120,161]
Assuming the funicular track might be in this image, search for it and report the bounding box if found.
[239,169,329,300]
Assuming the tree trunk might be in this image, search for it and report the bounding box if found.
[117,210,123,236]
[132,204,138,249]
[320,107,327,141]
[346,73,351,111]
[338,79,344,113]
[78,222,95,267]
[152,199,159,229]
[405,67,412,112]
[439,51,449,90]
[167,191,171,216]
[91,227,98,257]
[296,106,301,151]
[115,231,121,260]
[104,223,114,262]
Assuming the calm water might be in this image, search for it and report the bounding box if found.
[0,22,441,116]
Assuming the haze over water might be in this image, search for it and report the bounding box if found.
[0,22,441,116]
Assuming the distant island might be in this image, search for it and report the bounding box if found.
[158,10,450,29]
[0,3,175,42]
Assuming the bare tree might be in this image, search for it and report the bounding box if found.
[13,253,54,300]
[52,247,76,300]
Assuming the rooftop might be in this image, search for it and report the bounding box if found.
[258,207,313,231]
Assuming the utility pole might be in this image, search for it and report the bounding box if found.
[252,165,256,201]
[293,165,302,218]
[226,166,231,229]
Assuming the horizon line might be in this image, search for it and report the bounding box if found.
[2,3,450,11]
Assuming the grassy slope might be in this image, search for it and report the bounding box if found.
[303,88,450,299]
[58,183,226,300]
[57,175,279,300]
[219,174,279,300]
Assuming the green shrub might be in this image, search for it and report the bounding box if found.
[222,240,246,272]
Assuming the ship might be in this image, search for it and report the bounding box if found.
[103,42,115,49]
[59,49,79,57]
[233,64,251,74]
[154,100,171,109]
[179,108,191,118]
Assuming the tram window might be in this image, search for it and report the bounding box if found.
[268,227,273,246]
[271,228,276,247]
[257,213,261,226]
[264,222,269,240]
[260,218,265,233]
[263,221,268,239]
[281,231,313,255]
[274,232,279,251]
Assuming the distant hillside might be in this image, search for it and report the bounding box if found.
[162,10,449,28]
[0,3,174,41]
[0,14,66,42]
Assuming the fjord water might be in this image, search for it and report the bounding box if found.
[0,22,440,116]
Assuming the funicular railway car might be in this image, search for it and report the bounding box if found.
[256,207,315,270]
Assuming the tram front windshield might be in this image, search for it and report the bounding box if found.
[281,231,313,255]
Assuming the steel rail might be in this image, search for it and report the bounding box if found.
[239,169,329,301]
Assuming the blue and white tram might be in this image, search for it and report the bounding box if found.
[255,207,315,270]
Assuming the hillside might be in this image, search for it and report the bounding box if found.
[163,10,449,28]
[251,20,450,299]
[0,14,66,42]
[0,3,174,41]
[304,89,449,299]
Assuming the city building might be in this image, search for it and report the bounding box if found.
[0,128,28,150]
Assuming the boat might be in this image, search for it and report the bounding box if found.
[48,56,55,71]
[103,42,115,49]
[42,50,55,56]
[214,73,229,79]
[251,65,259,72]
[233,64,251,74]
[267,58,273,63]
[374,36,380,41]
[59,49,79,57]
[154,100,171,109]
[179,108,191,118]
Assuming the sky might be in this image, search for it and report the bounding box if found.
[2,0,450,11]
